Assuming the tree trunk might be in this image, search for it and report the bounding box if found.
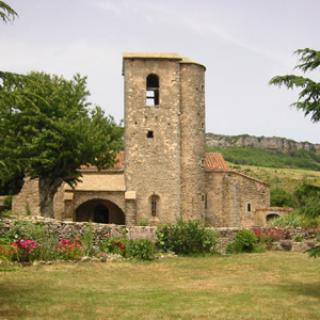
[39,177,62,218]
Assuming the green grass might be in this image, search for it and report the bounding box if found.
[207,146,320,171]
[0,252,319,319]
[229,163,320,194]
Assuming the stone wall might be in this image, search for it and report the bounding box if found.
[12,178,41,216]
[0,219,318,254]
[124,57,182,224]
[205,170,270,227]
[180,63,206,221]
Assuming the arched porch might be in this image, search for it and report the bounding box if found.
[75,198,125,225]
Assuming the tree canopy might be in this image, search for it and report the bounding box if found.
[270,48,320,257]
[0,1,17,22]
[270,48,320,122]
[0,71,123,217]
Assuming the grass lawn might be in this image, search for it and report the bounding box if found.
[0,252,319,320]
[229,163,320,193]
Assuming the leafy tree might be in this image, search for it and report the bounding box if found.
[270,48,320,257]
[0,1,17,22]
[270,48,320,122]
[270,188,294,207]
[0,71,123,217]
[293,182,320,218]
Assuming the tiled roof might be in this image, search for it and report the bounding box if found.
[80,151,125,172]
[113,151,125,170]
[80,151,227,172]
[204,152,228,171]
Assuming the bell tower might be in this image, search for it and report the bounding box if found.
[122,53,206,225]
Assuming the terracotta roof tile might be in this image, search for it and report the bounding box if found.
[80,151,125,172]
[205,152,228,170]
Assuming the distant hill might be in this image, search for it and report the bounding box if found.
[206,133,320,155]
[206,133,320,171]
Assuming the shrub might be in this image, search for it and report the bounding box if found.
[156,220,218,255]
[0,244,15,261]
[5,221,45,242]
[270,212,320,228]
[227,230,259,253]
[270,188,294,207]
[294,182,320,217]
[56,239,83,260]
[253,228,285,249]
[3,195,12,210]
[11,239,40,262]
[125,239,155,260]
[81,224,95,256]
[308,244,320,257]
[99,236,127,256]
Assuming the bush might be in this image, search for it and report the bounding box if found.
[3,195,12,210]
[11,239,40,262]
[253,228,285,249]
[81,224,95,256]
[125,239,155,260]
[227,230,259,253]
[294,182,320,217]
[99,237,127,256]
[4,221,46,242]
[270,212,320,228]
[156,220,218,255]
[270,188,294,207]
[56,239,83,260]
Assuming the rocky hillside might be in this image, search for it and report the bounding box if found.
[206,133,320,154]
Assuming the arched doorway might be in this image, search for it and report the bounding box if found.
[75,199,125,224]
[266,213,280,223]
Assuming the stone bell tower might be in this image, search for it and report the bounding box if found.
[122,53,206,225]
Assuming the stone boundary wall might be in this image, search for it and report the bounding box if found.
[0,219,318,253]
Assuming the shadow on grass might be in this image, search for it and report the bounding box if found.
[0,278,61,319]
[278,281,320,299]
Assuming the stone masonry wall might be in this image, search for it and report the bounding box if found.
[180,63,206,221]
[206,171,269,227]
[0,219,318,254]
[12,178,41,216]
[124,58,182,224]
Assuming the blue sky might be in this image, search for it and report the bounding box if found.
[1,0,320,142]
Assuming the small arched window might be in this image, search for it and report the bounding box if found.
[150,194,160,217]
[146,74,159,106]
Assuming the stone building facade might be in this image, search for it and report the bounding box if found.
[12,53,282,227]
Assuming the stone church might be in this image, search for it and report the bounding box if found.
[13,53,283,227]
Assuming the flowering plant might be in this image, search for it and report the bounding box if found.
[99,236,127,256]
[253,228,285,248]
[11,239,40,262]
[56,238,83,260]
[0,244,16,260]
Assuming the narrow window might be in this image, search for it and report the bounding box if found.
[150,194,159,217]
[147,130,154,139]
[146,74,159,106]
[247,203,251,212]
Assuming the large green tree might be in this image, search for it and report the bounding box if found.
[270,48,320,257]
[0,1,17,22]
[270,48,320,121]
[0,71,123,217]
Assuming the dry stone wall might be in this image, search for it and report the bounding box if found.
[0,219,318,254]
